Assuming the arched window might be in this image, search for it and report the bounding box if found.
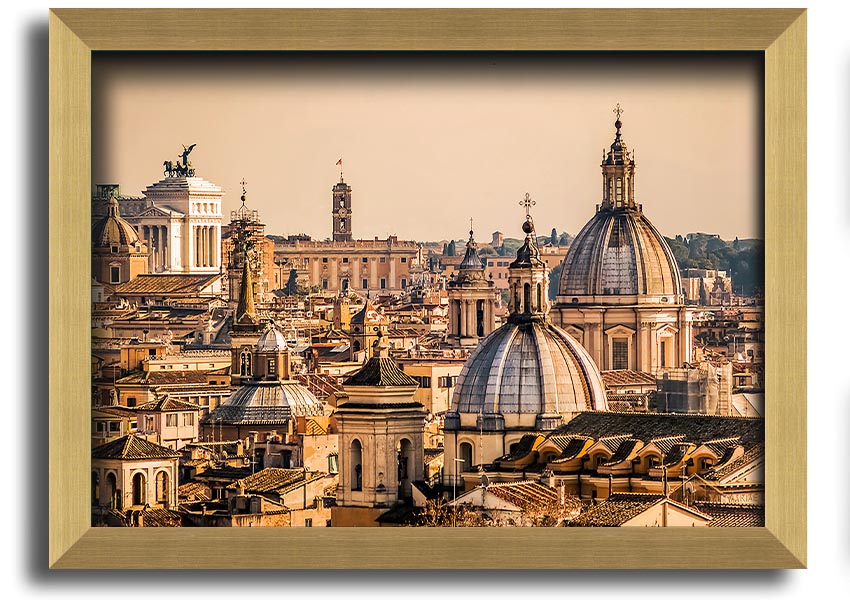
[352,340,361,353]
[536,283,542,312]
[397,439,413,498]
[132,472,146,506]
[155,471,169,505]
[351,439,363,491]
[240,350,252,377]
[459,442,473,473]
[476,299,484,337]
[106,472,118,509]
[523,283,531,314]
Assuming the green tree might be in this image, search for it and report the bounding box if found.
[446,240,457,256]
[550,228,558,245]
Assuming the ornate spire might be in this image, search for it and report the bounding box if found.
[510,194,543,269]
[507,194,549,322]
[458,219,486,271]
[600,104,637,211]
[235,245,256,323]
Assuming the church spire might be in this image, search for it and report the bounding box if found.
[600,104,637,211]
[235,244,256,323]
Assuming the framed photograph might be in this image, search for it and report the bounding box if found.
[50,8,805,568]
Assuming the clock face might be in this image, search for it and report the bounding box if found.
[337,207,348,217]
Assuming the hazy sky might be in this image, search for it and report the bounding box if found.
[93,52,762,242]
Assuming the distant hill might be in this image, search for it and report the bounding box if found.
[665,233,764,295]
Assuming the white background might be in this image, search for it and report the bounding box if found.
[3,1,847,597]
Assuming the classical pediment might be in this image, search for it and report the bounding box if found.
[136,205,184,218]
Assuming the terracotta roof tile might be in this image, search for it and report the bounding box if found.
[696,502,764,527]
[601,370,656,387]
[92,435,180,460]
[568,493,664,527]
[114,273,222,296]
[344,357,419,387]
[486,481,559,511]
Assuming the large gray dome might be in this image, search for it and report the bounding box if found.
[557,208,682,303]
[452,319,607,421]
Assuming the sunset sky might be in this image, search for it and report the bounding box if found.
[93,52,762,242]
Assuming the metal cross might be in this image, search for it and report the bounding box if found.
[519,192,535,217]
[613,103,624,120]
[469,217,474,234]
[239,178,248,196]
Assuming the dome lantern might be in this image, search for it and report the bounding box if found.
[601,104,637,211]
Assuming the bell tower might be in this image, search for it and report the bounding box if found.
[332,166,353,242]
[446,220,498,347]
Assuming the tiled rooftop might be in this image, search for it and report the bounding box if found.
[92,435,180,460]
[558,412,763,447]
[696,502,765,527]
[227,468,322,494]
[601,370,656,387]
[567,493,664,527]
[113,273,222,296]
[704,443,765,481]
[485,481,559,511]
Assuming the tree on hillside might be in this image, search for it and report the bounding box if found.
[550,228,558,245]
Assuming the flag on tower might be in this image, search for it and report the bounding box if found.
[336,158,343,166]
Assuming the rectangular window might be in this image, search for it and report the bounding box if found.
[362,279,368,289]
[322,279,328,290]
[268,358,276,375]
[342,257,349,263]
[400,278,407,288]
[488,261,494,266]
[126,397,136,407]
[380,278,386,289]
[108,421,120,432]
[401,257,407,263]
[110,266,120,283]
[166,414,178,427]
[438,376,454,388]
[616,177,623,201]
[305,519,313,527]
[379,257,386,263]
[96,422,106,433]
[322,257,328,263]
[612,339,629,370]
[111,245,118,253]
[362,258,368,263]
[660,340,667,367]
[328,453,339,474]
[182,413,194,426]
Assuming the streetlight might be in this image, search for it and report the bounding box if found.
[453,457,465,527]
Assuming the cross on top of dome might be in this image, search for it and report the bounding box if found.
[519,192,536,219]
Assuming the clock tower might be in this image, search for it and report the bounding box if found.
[332,174,353,242]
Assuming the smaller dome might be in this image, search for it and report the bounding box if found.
[203,381,324,425]
[256,325,287,352]
[92,197,142,249]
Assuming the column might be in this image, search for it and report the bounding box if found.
[162,226,169,270]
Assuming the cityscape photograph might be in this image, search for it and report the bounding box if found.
[89,52,765,528]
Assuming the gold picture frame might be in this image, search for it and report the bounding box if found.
[49,8,806,569]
